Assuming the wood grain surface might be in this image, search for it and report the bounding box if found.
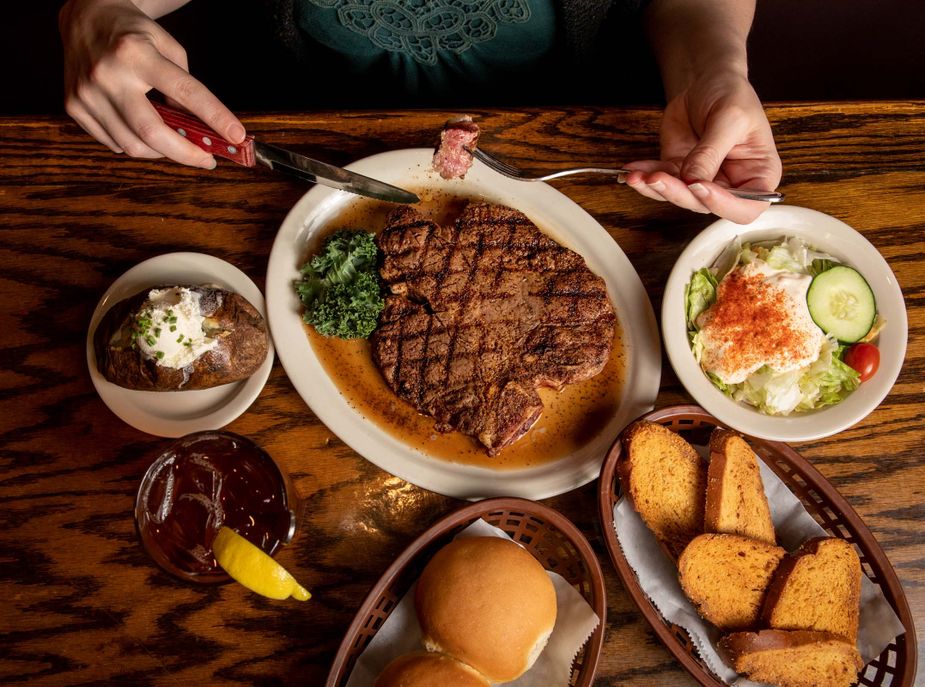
[1,103,922,686]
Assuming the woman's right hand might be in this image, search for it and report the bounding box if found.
[59,0,245,168]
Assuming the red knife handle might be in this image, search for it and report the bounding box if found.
[151,101,256,167]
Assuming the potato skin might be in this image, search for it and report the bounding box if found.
[94,285,268,391]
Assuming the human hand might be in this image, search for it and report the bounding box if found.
[59,0,245,168]
[624,70,782,224]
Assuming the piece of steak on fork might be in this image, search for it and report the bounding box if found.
[431,115,480,180]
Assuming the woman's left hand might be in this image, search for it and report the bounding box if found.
[624,69,782,224]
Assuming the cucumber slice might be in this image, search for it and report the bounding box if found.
[806,266,876,342]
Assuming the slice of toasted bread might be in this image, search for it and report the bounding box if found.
[719,629,864,687]
[618,421,707,557]
[762,537,861,643]
[678,533,786,630]
[704,429,776,544]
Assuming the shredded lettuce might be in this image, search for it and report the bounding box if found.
[739,243,761,265]
[685,268,718,329]
[685,237,861,415]
[689,330,706,365]
[723,340,859,415]
[712,237,742,280]
[796,342,861,411]
[764,243,805,273]
[705,371,729,394]
[810,258,839,276]
[738,238,841,275]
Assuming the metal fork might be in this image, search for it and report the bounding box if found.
[469,147,784,203]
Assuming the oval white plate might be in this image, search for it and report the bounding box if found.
[86,252,274,437]
[663,205,908,442]
[266,148,661,500]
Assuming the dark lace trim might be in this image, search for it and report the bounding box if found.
[305,0,533,66]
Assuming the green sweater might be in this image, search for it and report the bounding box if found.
[295,0,557,98]
[258,0,649,105]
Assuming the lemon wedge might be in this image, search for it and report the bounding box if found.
[212,526,311,601]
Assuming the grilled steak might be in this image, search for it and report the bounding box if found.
[371,203,616,455]
[432,115,479,180]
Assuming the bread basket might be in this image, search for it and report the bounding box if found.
[597,405,917,687]
[326,497,607,686]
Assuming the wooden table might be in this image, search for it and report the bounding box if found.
[1,103,922,685]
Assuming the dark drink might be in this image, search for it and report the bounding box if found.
[135,431,297,583]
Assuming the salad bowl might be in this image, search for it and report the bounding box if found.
[663,205,907,442]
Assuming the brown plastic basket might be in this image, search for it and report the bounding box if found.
[326,497,606,687]
[597,405,917,687]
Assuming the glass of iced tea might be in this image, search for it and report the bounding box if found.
[135,430,298,583]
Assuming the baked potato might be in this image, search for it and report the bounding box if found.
[93,284,268,391]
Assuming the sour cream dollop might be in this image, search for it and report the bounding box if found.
[134,287,219,369]
[696,260,826,385]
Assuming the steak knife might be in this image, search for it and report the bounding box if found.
[151,102,419,204]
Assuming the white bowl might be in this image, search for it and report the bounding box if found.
[87,253,274,437]
[662,205,907,442]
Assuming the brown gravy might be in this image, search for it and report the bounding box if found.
[301,190,627,471]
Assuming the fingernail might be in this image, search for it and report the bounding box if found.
[648,180,666,192]
[228,124,246,143]
[205,158,217,170]
[686,168,708,183]
[688,182,708,198]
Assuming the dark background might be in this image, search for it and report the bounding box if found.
[3,0,924,116]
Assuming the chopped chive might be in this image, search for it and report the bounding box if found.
[170,325,177,332]
[176,335,184,343]
[154,327,161,337]
[168,316,178,324]
[155,351,165,360]
[145,335,156,346]
[184,341,193,348]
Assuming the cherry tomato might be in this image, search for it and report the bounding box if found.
[844,343,880,382]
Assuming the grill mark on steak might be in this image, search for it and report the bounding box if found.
[386,213,441,399]
[409,216,442,410]
[414,313,433,408]
[441,229,483,394]
[372,202,616,455]
[415,212,465,408]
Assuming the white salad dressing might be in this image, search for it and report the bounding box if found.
[697,260,826,385]
[135,287,218,369]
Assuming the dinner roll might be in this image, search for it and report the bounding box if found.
[414,536,557,683]
[373,651,489,687]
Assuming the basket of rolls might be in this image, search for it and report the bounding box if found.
[327,497,606,686]
[598,405,916,687]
